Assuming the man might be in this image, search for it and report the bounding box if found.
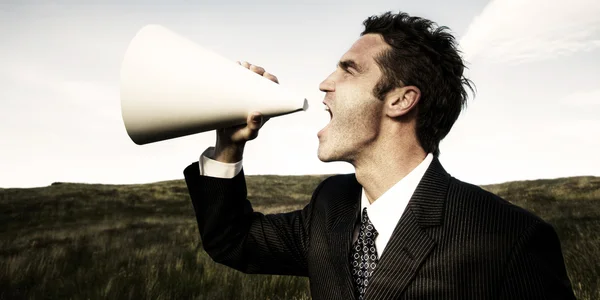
[184,11,575,299]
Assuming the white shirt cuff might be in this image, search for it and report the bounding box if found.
[198,147,243,179]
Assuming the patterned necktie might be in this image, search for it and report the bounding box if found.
[350,207,379,300]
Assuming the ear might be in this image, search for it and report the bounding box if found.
[384,85,421,118]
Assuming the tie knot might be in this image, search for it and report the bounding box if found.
[360,208,378,237]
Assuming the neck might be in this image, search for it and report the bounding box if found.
[352,132,427,204]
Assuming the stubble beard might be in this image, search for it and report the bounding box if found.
[317,130,356,164]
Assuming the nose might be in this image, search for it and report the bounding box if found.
[319,74,335,92]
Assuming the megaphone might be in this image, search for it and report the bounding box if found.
[120,24,309,145]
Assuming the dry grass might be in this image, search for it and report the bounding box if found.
[0,174,598,299]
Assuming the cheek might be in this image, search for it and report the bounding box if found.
[335,104,380,141]
[333,83,381,128]
[356,101,383,133]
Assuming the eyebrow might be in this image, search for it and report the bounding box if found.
[338,59,364,74]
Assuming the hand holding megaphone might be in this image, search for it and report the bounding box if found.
[211,61,280,163]
[221,61,278,139]
[120,25,308,145]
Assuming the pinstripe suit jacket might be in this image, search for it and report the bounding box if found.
[184,157,575,299]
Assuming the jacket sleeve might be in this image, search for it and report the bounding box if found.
[498,220,576,299]
[184,162,324,276]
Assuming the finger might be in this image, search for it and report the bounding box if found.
[247,112,264,130]
[231,113,262,141]
[249,64,266,76]
[236,61,241,65]
[263,72,279,84]
[241,61,250,69]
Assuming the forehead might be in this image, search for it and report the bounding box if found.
[341,33,390,69]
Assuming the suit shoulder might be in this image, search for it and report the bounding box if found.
[313,173,358,194]
[320,173,357,187]
[446,176,547,228]
[310,173,360,206]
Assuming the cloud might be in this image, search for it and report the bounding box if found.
[459,0,600,65]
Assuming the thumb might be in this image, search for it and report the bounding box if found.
[236,112,264,141]
[249,112,264,129]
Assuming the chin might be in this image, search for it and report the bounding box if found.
[317,150,329,162]
[318,155,334,163]
[317,146,333,163]
[317,147,344,163]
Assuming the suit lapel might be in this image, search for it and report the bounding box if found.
[327,174,362,300]
[365,157,450,299]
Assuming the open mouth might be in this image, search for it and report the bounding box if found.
[325,104,332,120]
[318,104,332,138]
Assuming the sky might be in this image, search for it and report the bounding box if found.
[1,0,599,188]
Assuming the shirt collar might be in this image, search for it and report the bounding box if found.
[360,153,434,248]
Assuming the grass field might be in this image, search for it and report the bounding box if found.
[1,174,598,299]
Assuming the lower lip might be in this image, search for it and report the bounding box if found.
[318,113,332,138]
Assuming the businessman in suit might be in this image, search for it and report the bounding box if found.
[184,11,576,299]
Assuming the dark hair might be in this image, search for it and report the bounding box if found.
[361,11,475,157]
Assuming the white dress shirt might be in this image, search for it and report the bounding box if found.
[198,147,433,258]
[353,153,433,258]
[198,147,243,179]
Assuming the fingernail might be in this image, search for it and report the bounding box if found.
[252,114,262,123]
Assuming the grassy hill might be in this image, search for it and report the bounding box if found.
[0,175,598,299]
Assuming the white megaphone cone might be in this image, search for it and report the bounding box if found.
[120,24,309,145]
